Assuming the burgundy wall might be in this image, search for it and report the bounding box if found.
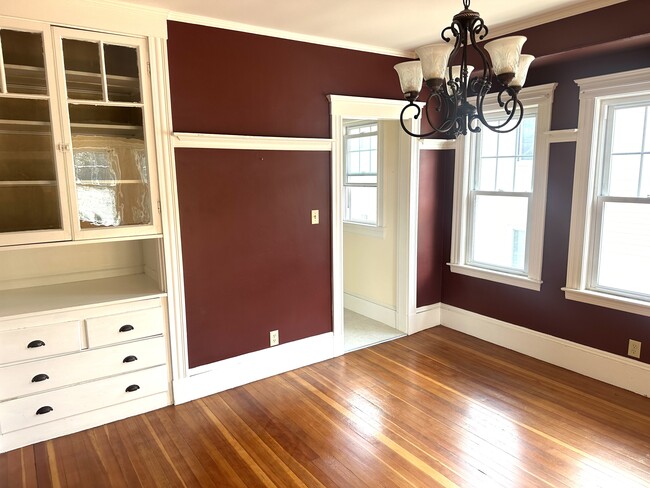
[416,149,451,307]
[175,149,332,367]
[167,21,407,138]
[167,23,408,366]
[438,2,650,363]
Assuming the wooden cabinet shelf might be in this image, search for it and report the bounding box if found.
[0,119,51,134]
[0,180,57,187]
[0,273,165,320]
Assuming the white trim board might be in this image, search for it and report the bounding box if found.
[173,133,333,151]
[344,293,396,328]
[173,332,334,404]
[409,303,442,335]
[440,304,650,397]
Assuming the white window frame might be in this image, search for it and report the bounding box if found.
[564,67,650,317]
[449,83,556,291]
[342,119,383,234]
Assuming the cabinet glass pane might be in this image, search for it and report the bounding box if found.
[0,98,62,233]
[0,29,47,95]
[69,104,152,229]
[62,39,103,101]
[104,44,141,103]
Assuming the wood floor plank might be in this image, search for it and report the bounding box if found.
[2,327,649,487]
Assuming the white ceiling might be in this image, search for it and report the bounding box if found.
[120,0,625,55]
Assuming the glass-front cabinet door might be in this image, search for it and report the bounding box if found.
[0,21,71,245]
[53,27,161,239]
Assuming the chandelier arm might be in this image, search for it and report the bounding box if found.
[398,101,440,139]
[475,89,525,133]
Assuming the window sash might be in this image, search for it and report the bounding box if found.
[466,190,532,274]
[343,121,380,226]
[466,111,538,275]
[589,193,650,302]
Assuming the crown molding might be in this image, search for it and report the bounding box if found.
[168,11,413,59]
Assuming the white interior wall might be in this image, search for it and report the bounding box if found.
[343,119,399,310]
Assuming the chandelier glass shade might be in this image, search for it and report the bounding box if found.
[394,0,535,138]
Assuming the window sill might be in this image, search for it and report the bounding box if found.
[448,263,542,291]
[343,222,385,238]
[563,288,650,317]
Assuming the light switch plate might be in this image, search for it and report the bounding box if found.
[311,210,319,225]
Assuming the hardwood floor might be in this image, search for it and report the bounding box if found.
[2,326,650,487]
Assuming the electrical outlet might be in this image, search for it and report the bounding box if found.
[311,209,319,225]
[628,339,641,359]
[270,330,279,347]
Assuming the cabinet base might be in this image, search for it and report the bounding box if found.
[0,391,170,453]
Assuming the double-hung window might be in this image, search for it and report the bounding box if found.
[565,68,650,316]
[450,84,556,290]
[343,121,380,226]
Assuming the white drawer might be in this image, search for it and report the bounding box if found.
[0,321,82,365]
[86,306,164,347]
[0,365,168,434]
[0,336,166,401]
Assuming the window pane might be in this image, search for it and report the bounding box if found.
[496,157,515,192]
[476,157,496,191]
[360,136,370,151]
[0,97,62,232]
[480,130,498,157]
[471,195,528,271]
[104,44,141,103]
[345,186,377,225]
[360,149,370,173]
[1,30,47,95]
[520,117,536,157]
[514,158,533,192]
[347,150,359,176]
[62,39,103,101]
[596,202,650,297]
[497,130,517,157]
[608,154,641,197]
[611,106,645,154]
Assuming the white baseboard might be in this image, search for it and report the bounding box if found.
[409,303,441,334]
[441,304,650,397]
[173,332,334,404]
[344,293,396,327]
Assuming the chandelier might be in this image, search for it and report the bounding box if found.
[394,0,534,138]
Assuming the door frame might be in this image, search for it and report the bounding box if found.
[328,95,422,356]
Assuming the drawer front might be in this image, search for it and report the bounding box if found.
[86,306,164,347]
[0,321,82,364]
[0,365,168,434]
[0,336,166,401]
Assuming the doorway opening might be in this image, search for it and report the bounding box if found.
[341,118,403,352]
[328,95,421,357]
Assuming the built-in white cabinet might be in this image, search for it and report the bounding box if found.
[0,19,161,246]
[0,15,171,453]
